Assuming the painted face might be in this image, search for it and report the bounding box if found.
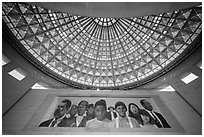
[78,103,87,116]
[95,105,106,121]
[116,105,127,117]
[130,105,139,114]
[142,100,153,111]
[70,105,78,115]
[88,107,94,115]
[54,102,67,119]
[141,115,150,124]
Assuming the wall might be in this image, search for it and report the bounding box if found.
[2,89,201,134]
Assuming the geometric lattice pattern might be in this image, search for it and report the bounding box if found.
[2,3,202,88]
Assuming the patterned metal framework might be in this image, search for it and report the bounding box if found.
[2,3,202,89]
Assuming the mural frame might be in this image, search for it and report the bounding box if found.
[23,91,185,134]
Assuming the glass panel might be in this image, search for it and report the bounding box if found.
[2,2,202,88]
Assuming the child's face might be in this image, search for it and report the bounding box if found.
[141,115,150,123]
[95,105,106,121]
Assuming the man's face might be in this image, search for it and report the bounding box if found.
[54,102,67,119]
[95,105,106,121]
[142,100,153,111]
[78,103,87,116]
[115,105,127,117]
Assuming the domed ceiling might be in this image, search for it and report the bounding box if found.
[2,2,202,89]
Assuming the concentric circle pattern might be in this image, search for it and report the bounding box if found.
[2,3,202,89]
[94,17,117,26]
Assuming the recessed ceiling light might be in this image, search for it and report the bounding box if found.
[8,68,27,81]
[181,73,199,84]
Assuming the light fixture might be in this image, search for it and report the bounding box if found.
[181,73,199,84]
[8,68,27,81]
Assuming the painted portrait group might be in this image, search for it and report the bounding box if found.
[39,97,170,128]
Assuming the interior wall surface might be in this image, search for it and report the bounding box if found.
[2,89,201,135]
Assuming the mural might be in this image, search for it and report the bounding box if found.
[39,97,171,128]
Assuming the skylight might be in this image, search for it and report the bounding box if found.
[8,68,27,81]
[181,73,199,84]
[2,2,202,89]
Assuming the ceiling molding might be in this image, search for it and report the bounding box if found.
[29,2,201,18]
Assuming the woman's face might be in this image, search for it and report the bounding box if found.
[141,115,150,124]
[116,105,127,117]
[70,105,78,115]
[130,105,139,114]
